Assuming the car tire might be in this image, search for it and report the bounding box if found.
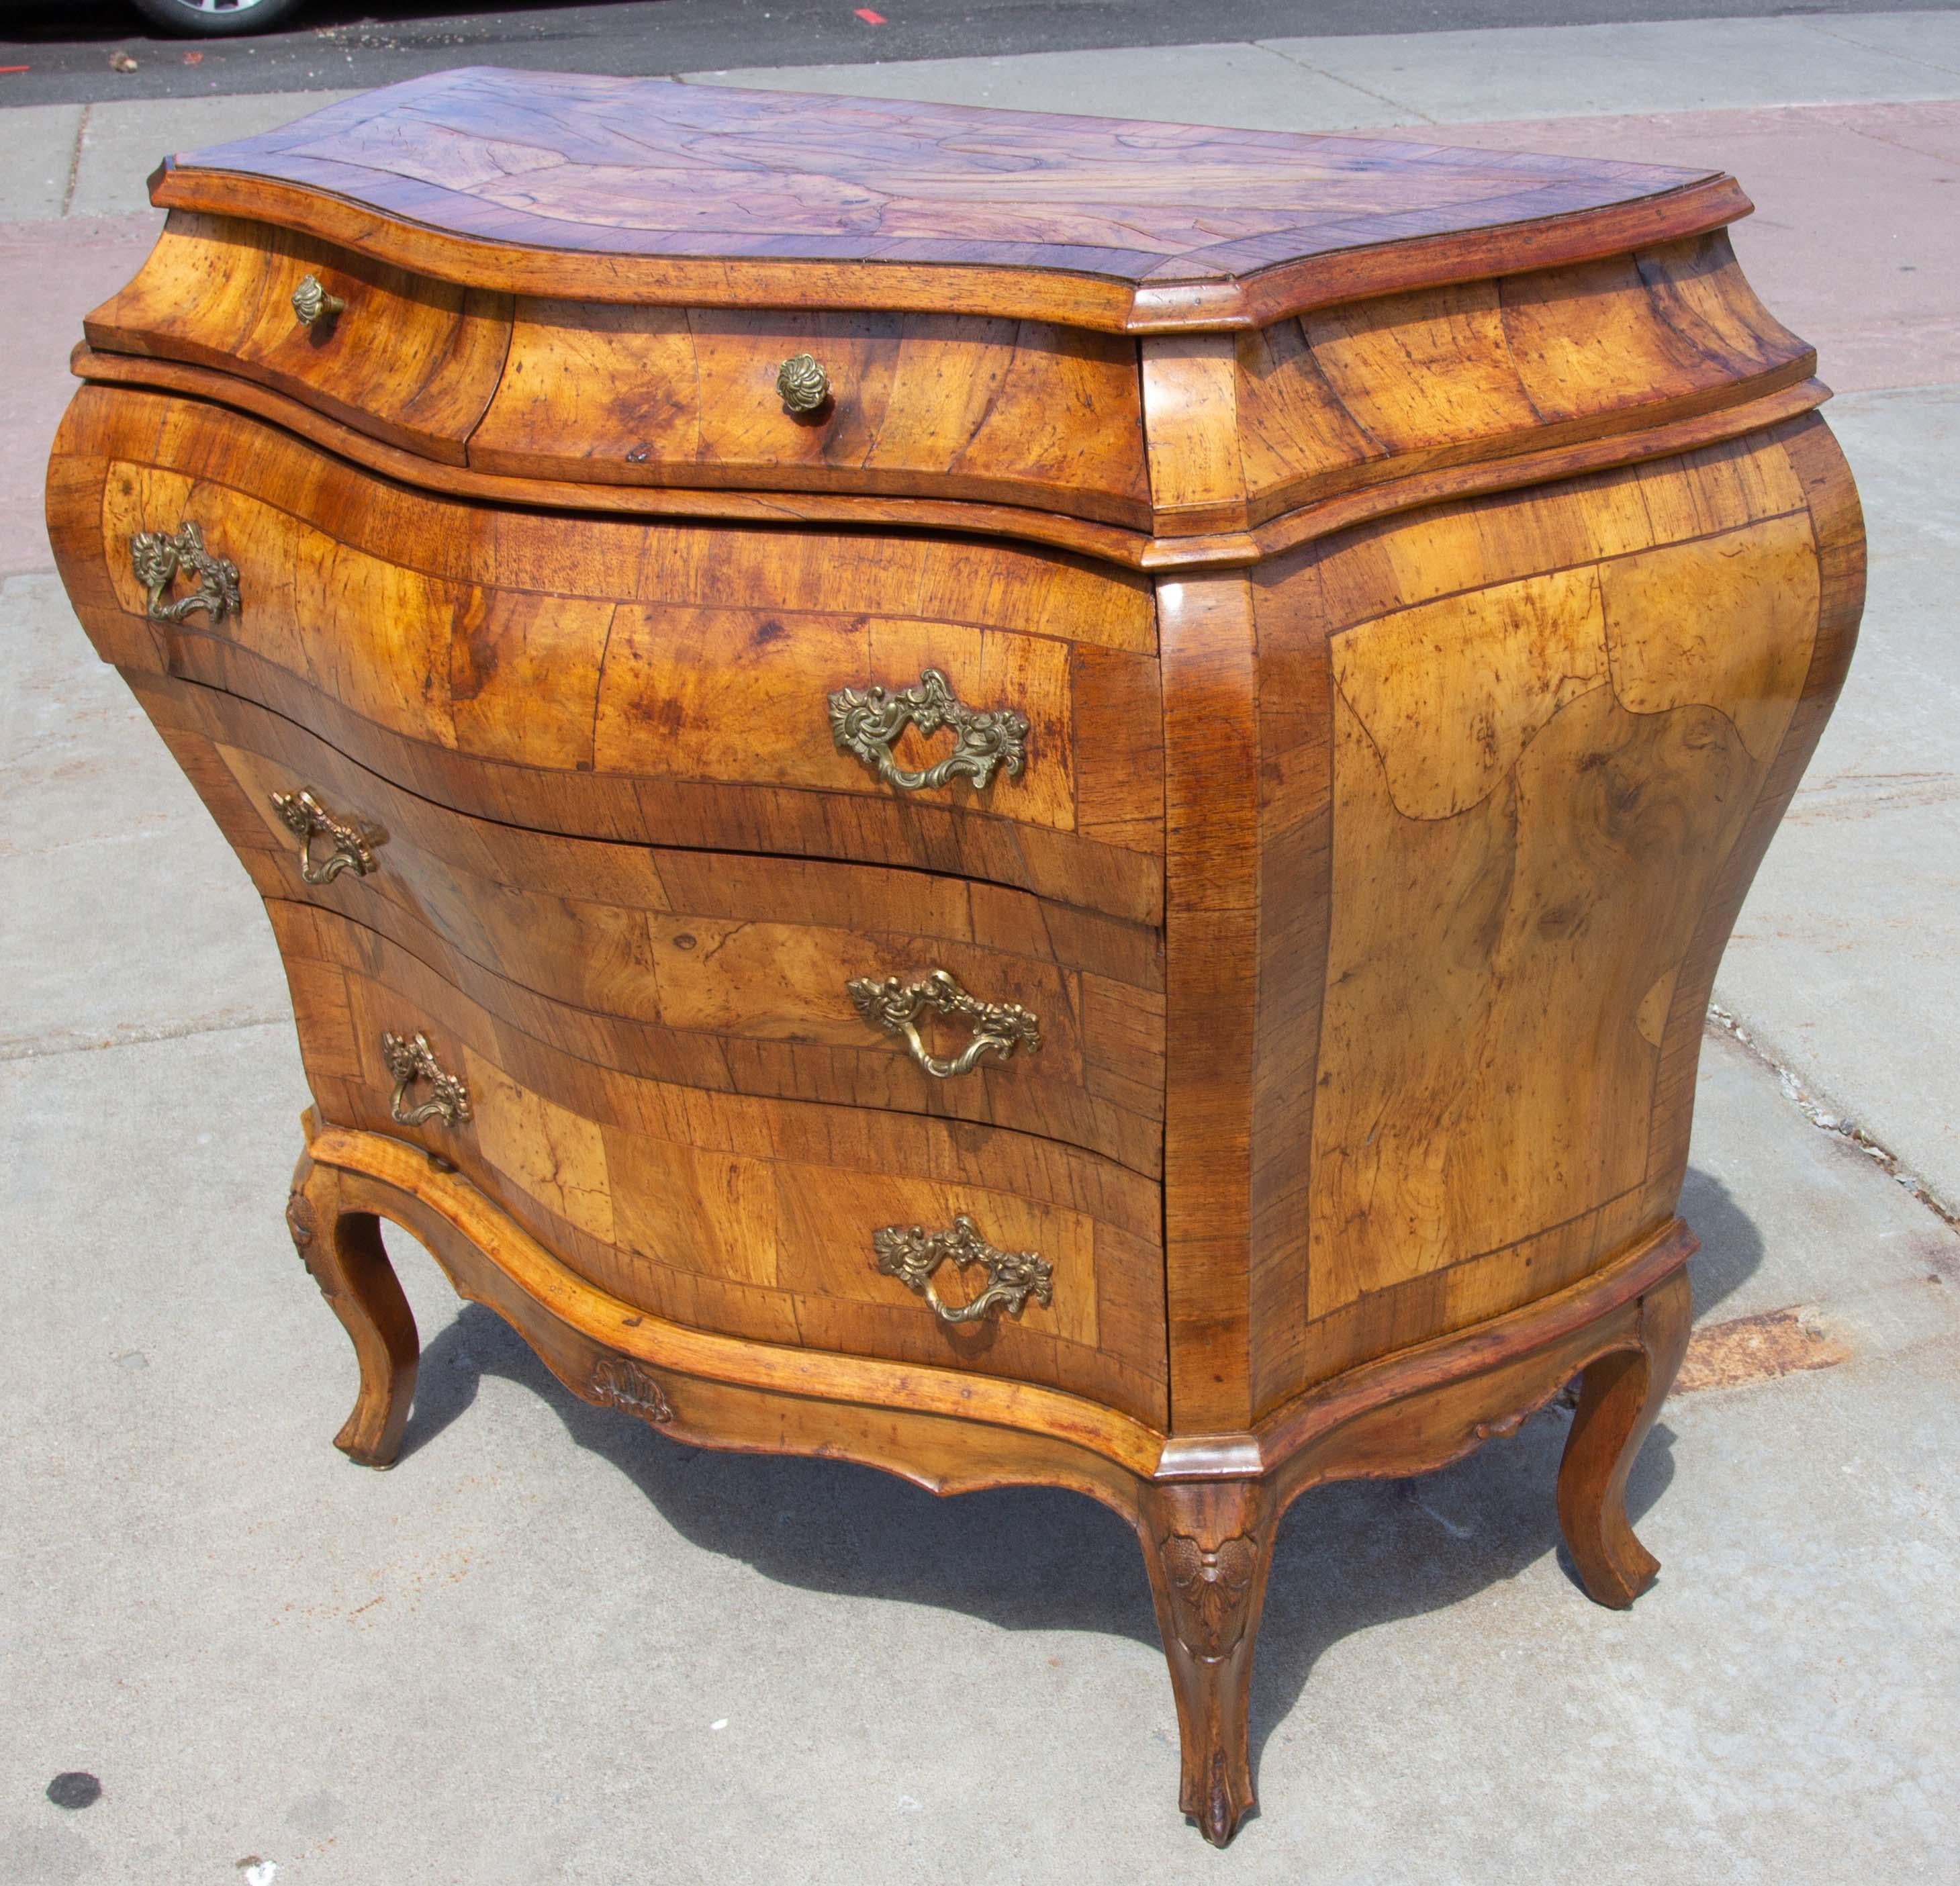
[128,0,310,36]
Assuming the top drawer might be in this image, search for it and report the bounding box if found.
[83,212,512,466]
[469,304,1151,528]
[83,214,1153,529]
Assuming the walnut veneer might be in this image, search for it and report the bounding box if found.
[46,69,1863,1845]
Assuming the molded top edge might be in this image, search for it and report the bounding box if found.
[152,66,1743,333]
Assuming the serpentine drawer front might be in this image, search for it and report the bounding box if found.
[58,385,1164,925]
[47,66,1861,1846]
[469,304,1154,526]
[130,671,1166,1176]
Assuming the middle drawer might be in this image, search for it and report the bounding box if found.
[139,674,1166,1178]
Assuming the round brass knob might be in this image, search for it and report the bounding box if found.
[776,352,831,414]
[291,275,347,328]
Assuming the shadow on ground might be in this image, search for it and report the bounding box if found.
[365,1164,1761,1821]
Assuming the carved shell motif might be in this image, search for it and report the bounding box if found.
[1160,1532,1260,1660]
[590,1356,673,1426]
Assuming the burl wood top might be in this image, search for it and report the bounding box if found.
[152,66,1750,332]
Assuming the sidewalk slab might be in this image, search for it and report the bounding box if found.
[0,216,163,580]
[1264,13,1960,121]
[695,10,1960,122]
[1,21,1956,1878]
[2,553,1955,1884]
[0,13,1955,230]
[0,573,289,1061]
[0,104,81,221]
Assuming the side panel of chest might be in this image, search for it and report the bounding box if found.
[1160,416,1861,1428]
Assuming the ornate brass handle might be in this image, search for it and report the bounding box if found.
[130,522,239,626]
[381,1031,471,1129]
[776,351,830,413]
[271,789,385,885]
[291,275,346,326]
[827,669,1029,794]
[873,1216,1052,1325]
[847,969,1041,1080]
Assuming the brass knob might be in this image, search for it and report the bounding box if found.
[776,352,831,414]
[291,275,346,327]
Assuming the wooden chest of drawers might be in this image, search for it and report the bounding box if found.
[47,68,1862,1844]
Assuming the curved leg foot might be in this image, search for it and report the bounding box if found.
[1556,1264,1692,1607]
[287,1149,419,1468]
[1137,1479,1277,1847]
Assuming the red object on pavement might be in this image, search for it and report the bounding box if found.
[854,8,886,21]
[0,65,30,74]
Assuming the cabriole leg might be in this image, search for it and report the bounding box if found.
[286,1149,419,1468]
[1137,1478,1278,1847]
[1556,1264,1693,1607]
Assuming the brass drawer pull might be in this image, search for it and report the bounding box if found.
[828,668,1029,794]
[381,1031,471,1129]
[130,522,239,626]
[271,788,386,885]
[291,275,346,326]
[776,351,830,413]
[847,968,1041,1080]
[874,1215,1052,1325]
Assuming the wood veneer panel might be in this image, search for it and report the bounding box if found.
[73,340,1161,567]
[151,68,1744,334]
[62,386,1156,647]
[303,1115,1169,1483]
[1283,427,1828,1394]
[1142,334,1249,534]
[274,900,1169,1423]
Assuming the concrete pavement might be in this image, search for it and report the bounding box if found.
[3,15,1957,1882]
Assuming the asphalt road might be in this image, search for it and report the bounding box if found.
[4,0,1958,105]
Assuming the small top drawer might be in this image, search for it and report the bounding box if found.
[82,211,511,465]
[467,304,1150,528]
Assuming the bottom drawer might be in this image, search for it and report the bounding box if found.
[273,901,1169,1426]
